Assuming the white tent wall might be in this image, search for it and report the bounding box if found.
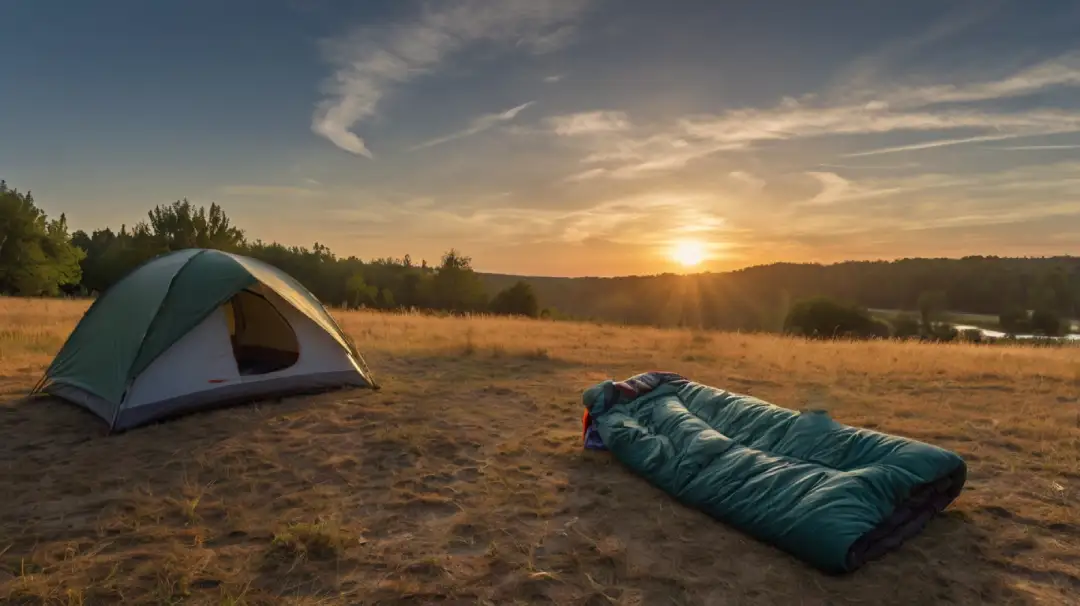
[123,305,240,408]
[122,284,365,413]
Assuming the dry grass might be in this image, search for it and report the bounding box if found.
[1,296,1079,605]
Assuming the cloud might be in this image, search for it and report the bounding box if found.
[549,54,1080,182]
[817,162,922,170]
[827,1,1005,94]
[547,111,631,135]
[410,101,535,150]
[521,25,578,54]
[988,144,1080,151]
[311,0,592,157]
[543,74,564,83]
[561,167,609,182]
[680,106,1080,150]
[795,172,906,207]
[872,51,1080,108]
[219,185,322,198]
[327,187,735,251]
[539,192,734,245]
[843,133,1027,157]
[727,171,766,192]
[769,162,1080,243]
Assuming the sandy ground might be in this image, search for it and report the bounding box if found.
[1,297,1078,605]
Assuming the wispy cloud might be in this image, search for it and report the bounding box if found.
[776,162,1080,235]
[561,167,609,182]
[547,111,631,135]
[327,188,735,250]
[680,106,1080,150]
[548,53,1080,182]
[219,185,323,198]
[727,171,766,192]
[410,101,535,150]
[521,24,578,54]
[871,51,1080,108]
[988,144,1080,151]
[795,172,906,207]
[827,1,1006,94]
[843,133,1027,157]
[817,162,922,170]
[311,0,591,157]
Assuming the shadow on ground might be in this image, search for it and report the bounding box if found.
[555,449,1031,605]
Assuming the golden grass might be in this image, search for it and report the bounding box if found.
[1,296,1079,604]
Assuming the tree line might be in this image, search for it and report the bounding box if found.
[0,181,540,317]
[780,293,1070,342]
[481,256,1080,335]
[4,178,1079,337]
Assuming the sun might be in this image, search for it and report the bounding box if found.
[669,239,709,268]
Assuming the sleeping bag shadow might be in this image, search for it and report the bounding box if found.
[580,372,967,574]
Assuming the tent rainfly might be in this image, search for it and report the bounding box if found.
[31,248,376,431]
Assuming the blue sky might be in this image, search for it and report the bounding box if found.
[3,0,1080,276]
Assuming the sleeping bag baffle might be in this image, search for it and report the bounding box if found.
[581,372,966,574]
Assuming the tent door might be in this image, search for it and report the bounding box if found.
[225,289,301,376]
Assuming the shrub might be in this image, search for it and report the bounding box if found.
[783,297,888,340]
[490,281,540,318]
[1030,308,1062,336]
[999,307,1030,335]
[890,313,922,338]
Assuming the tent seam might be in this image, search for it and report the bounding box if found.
[112,249,211,427]
[29,250,180,398]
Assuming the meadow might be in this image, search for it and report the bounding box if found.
[1,297,1079,605]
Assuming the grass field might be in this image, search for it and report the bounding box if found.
[2,298,1079,605]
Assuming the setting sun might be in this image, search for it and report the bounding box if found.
[669,240,709,267]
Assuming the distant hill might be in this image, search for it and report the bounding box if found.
[480,256,1080,331]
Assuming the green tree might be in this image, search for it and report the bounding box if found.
[0,182,85,296]
[378,288,396,309]
[429,249,488,313]
[783,296,889,340]
[146,199,245,252]
[490,280,539,317]
[890,313,922,338]
[917,290,948,332]
[345,273,378,309]
[395,268,430,309]
[1030,308,1062,336]
[999,307,1030,335]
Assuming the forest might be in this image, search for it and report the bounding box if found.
[3,179,1079,336]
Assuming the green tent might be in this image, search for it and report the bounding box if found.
[33,248,376,431]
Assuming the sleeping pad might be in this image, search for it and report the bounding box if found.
[581,372,966,574]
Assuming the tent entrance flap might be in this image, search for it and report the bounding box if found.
[226,289,300,376]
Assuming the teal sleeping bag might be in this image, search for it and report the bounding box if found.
[581,372,966,574]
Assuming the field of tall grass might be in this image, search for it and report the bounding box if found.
[1,297,1078,604]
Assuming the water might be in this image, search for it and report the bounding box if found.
[951,323,1080,341]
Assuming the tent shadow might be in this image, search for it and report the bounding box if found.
[550,448,1031,605]
[2,383,374,439]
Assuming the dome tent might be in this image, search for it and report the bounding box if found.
[31,249,376,432]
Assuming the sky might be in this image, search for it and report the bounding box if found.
[3,0,1080,277]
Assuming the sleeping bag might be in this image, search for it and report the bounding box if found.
[581,372,966,574]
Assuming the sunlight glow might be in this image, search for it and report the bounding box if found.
[669,239,709,267]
